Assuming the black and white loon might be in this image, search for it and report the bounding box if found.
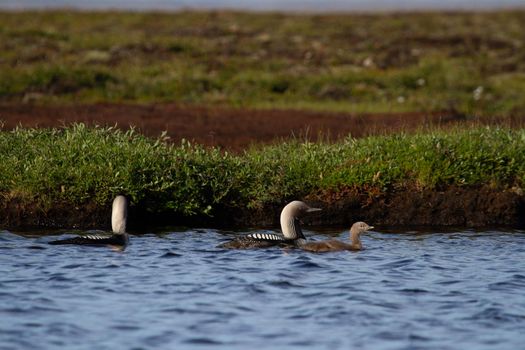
[219,200,321,249]
[49,195,128,248]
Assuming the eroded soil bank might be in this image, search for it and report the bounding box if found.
[2,186,524,231]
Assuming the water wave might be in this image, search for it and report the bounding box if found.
[0,228,524,349]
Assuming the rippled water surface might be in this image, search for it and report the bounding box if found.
[1,227,525,349]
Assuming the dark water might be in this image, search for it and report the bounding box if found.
[1,227,525,350]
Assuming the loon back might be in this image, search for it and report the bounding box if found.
[219,232,296,249]
[48,232,128,247]
[48,195,129,248]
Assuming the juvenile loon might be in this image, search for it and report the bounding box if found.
[49,195,129,248]
[299,221,373,253]
[219,200,321,249]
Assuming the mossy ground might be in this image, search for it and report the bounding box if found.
[1,10,525,116]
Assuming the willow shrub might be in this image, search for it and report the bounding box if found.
[0,124,524,216]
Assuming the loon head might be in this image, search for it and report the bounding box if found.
[111,195,128,234]
[280,201,321,240]
[349,221,373,248]
[350,221,373,236]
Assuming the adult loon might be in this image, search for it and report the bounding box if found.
[299,221,373,252]
[219,200,321,249]
[49,195,128,248]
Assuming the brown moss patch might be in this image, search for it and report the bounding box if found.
[3,103,524,152]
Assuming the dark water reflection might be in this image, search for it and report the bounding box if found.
[1,228,525,349]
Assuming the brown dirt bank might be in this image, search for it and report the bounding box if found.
[2,186,524,230]
[2,103,525,150]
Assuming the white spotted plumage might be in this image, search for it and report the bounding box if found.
[85,234,105,240]
[247,233,285,241]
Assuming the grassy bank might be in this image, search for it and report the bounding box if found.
[1,124,524,221]
[1,10,525,116]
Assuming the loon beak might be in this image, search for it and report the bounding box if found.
[307,207,322,213]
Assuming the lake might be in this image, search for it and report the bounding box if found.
[1,227,525,349]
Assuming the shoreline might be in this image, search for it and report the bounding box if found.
[2,185,523,230]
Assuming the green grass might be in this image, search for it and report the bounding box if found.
[1,10,525,116]
[1,124,524,216]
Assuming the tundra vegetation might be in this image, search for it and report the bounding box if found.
[1,124,523,218]
[1,10,525,116]
[1,11,525,225]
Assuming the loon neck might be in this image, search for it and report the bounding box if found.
[281,217,305,240]
[350,228,362,250]
[279,200,321,240]
[111,195,128,234]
